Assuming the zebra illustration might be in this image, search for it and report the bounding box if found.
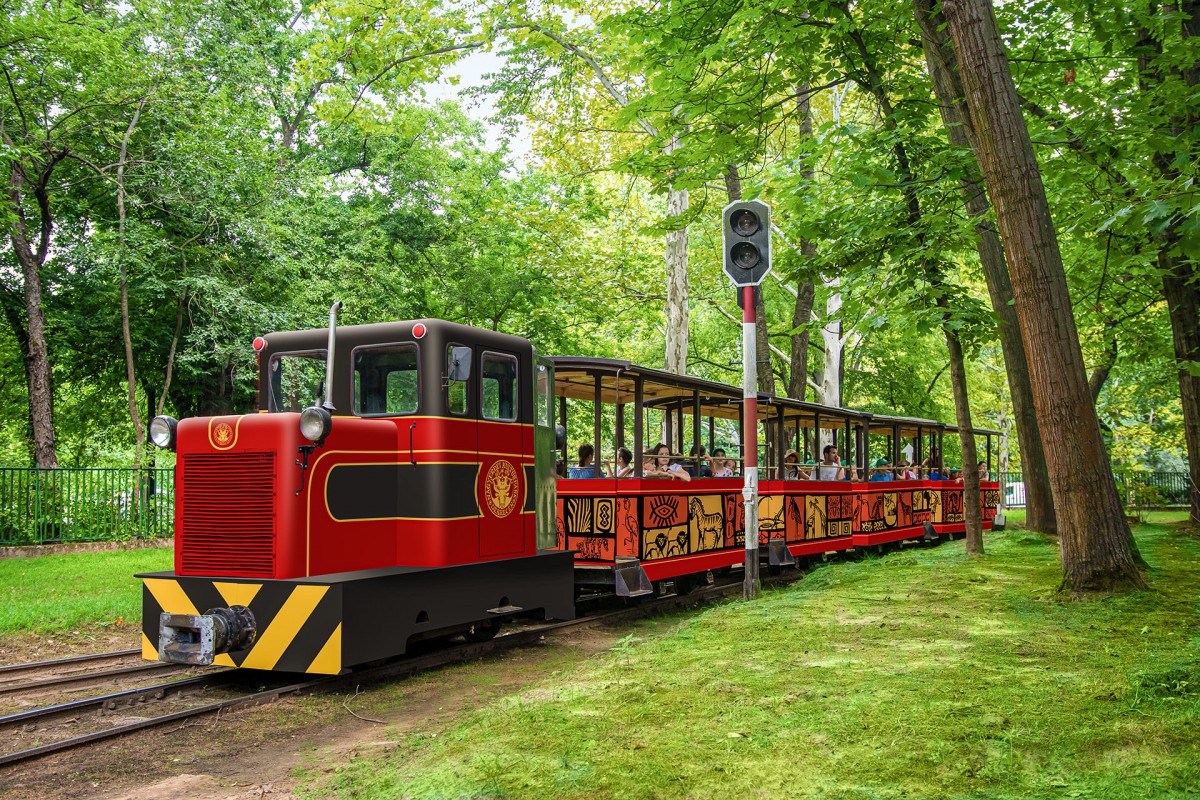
[690,497,723,551]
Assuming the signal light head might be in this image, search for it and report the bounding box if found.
[731,209,760,236]
[722,199,772,288]
[731,241,761,269]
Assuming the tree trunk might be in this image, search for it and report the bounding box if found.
[789,280,815,401]
[118,96,151,470]
[789,87,817,402]
[915,0,1057,534]
[1160,253,1200,525]
[940,0,1145,590]
[820,283,842,407]
[6,163,58,469]
[845,17,983,549]
[1137,3,1200,526]
[664,183,689,374]
[946,325,983,554]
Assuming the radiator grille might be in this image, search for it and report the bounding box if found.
[180,452,275,578]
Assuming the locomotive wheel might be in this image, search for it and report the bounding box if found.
[466,618,502,642]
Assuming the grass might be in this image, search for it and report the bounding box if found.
[304,513,1200,800]
[0,547,172,637]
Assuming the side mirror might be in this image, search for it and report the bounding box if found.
[448,346,472,382]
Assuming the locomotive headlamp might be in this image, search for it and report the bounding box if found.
[149,415,178,450]
[299,405,332,444]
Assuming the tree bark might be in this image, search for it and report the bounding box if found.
[1137,3,1200,526]
[915,0,1057,534]
[789,88,817,402]
[844,14,983,550]
[820,284,842,407]
[789,280,815,401]
[5,159,59,469]
[664,182,689,374]
[940,0,1145,590]
[118,95,151,469]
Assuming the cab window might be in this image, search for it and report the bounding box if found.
[446,343,470,416]
[353,343,419,416]
[481,352,518,422]
[267,351,326,412]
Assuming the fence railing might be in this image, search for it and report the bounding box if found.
[997,471,1192,510]
[0,468,174,546]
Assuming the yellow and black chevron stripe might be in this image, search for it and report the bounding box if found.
[141,574,344,674]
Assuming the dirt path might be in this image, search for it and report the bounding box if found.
[0,621,660,800]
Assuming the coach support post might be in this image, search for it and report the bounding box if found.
[723,200,772,600]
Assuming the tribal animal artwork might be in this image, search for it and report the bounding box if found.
[690,497,723,551]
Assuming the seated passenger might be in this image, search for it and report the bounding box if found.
[896,460,918,480]
[568,443,605,479]
[555,459,567,478]
[781,449,803,480]
[687,445,713,478]
[711,448,735,477]
[614,447,634,478]
[813,445,844,481]
[869,457,894,482]
[921,447,942,478]
[977,460,990,482]
[647,443,690,481]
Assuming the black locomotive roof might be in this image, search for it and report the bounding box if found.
[260,318,532,354]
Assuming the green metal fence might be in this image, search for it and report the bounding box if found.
[998,471,1192,509]
[0,468,174,546]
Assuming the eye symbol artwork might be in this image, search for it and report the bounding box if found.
[647,495,679,526]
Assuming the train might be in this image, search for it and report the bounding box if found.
[138,310,1000,675]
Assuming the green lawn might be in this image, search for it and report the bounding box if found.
[305,514,1200,800]
[0,547,173,637]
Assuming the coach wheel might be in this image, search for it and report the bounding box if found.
[466,618,501,642]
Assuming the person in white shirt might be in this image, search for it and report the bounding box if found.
[647,443,691,481]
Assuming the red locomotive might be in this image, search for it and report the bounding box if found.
[140,310,999,674]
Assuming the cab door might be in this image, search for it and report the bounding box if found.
[476,349,527,558]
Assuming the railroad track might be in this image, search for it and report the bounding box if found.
[0,567,798,768]
[0,649,191,698]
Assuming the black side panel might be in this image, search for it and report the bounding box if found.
[325,463,481,520]
[340,550,576,667]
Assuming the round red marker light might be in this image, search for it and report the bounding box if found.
[252,336,266,352]
[412,323,427,339]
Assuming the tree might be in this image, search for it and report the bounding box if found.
[940,0,1145,589]
[914,0,1057,534]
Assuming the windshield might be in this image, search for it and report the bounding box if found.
[353,343,419,416]
[267,351,327,412]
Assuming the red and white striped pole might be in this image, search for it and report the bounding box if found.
[742,285,760,600]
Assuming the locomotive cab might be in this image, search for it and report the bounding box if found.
[139,315,574,674]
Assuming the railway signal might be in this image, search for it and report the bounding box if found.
[722,199,772,288]
[722,199,771,601]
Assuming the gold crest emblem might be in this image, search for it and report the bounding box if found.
[213,422,234,448]
[484,460,520,518]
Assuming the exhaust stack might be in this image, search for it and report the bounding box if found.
[323,301,343,411]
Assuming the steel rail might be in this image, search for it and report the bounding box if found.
[0,648,141,676]
[0,662,181,697]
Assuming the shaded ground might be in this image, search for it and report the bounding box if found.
[0,618,676,800]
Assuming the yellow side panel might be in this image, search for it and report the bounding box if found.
[144,578,200,616]
[307,624,343,675]
[239,585,329,671]
[212,581,263,608]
